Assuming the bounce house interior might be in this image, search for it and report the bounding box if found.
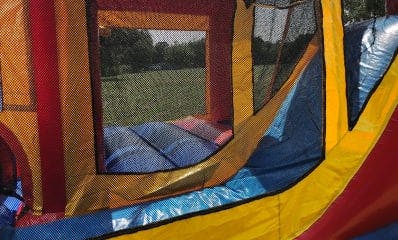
[0,0,397,239]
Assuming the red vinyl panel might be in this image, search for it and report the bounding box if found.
[387,0,398,15]
[28,0,66,213]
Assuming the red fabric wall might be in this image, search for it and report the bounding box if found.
[387,0,398,15]
[29,0,66,213]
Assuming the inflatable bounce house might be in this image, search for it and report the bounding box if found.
[0,0,397,239]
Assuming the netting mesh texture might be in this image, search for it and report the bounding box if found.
[253,0,316,112]
[98,25,233,173]
[99,28,207,126]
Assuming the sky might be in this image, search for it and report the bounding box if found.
[254,8,289,42]
[148,30,206,45]
[254,2,316,43]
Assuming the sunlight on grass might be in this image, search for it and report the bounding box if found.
[101,68,206,126]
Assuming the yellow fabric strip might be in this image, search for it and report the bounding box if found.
[54,0,102,214]
[232,1,254,127]
[322,0,348,152]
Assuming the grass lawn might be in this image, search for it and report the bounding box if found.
[253,64,275,111]
[253,63,296,112]
[101,64,294,126]
[101,68,206,126]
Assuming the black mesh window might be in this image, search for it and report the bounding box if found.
[253,0,317,112]
[253,7,287,111]
[94,24,234,174]
[100,28,207,126]
[273,1,316,93]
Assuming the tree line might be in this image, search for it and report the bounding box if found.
[252,34,313,66]
[100,28,205,77]
[343,0,385,24]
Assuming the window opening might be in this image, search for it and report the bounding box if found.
[100,28,207,126]
[90,10,234,174]
[253,0,317,112]
[0,137,24,227]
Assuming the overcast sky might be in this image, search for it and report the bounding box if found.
[254,8,288,42]
[148,30,206,45]
[254,2,316,42]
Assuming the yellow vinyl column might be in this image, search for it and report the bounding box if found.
[322,0,348,151]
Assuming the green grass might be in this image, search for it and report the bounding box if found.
[253,63,296,112]
[253,64,275,111]
[101,68,206,126]
[102,64,296,126]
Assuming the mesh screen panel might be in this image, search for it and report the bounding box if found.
[273,0,316,94]
[253,0,316,112]
[99,28,207,126]
[253,7,287,111]
[96,18,233,173]
[250,0,303,8]
[257,0,291,5]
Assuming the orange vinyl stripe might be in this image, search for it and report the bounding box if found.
[98,11,209,31]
